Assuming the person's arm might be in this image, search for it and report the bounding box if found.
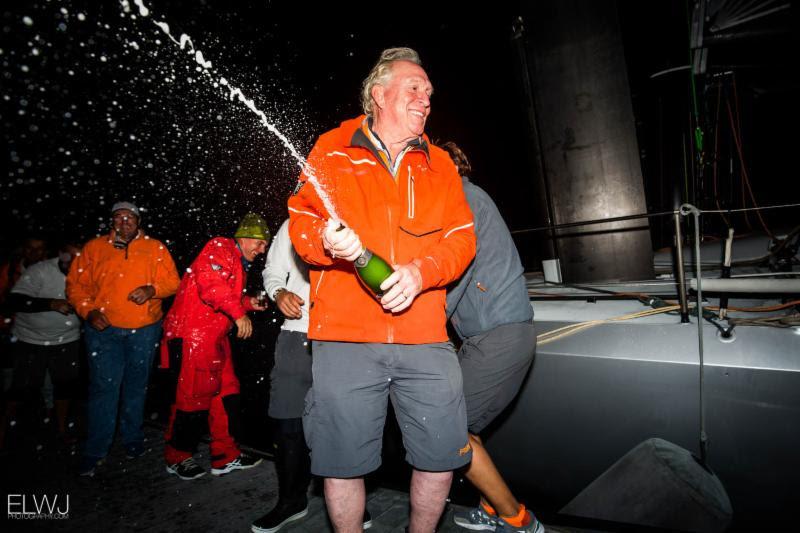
[445,184,485,318]
[7,293,73,314]
[446,258,475,320]
[65,244,98,320]
[193,239,247,321]
[416,170,477,290]
[287,145,338,267]
[151,242,181,299]
[263,220,291,299]
[8,266,69,313]
[379,168,477,314]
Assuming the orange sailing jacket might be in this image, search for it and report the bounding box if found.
[288,115,476,344]
[66,232,180,329]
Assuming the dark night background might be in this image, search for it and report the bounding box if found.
[1,1,800,530]
[2,1,799,266]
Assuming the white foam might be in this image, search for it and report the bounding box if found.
[126,0,340,221]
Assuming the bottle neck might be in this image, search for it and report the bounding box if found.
[355,247,371,268]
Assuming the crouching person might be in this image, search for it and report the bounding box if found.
[161,213,270,479]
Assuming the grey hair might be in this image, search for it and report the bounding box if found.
[360,47,422,116]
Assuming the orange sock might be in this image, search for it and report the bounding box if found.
[500,504,530,528]
[480,501,497,516]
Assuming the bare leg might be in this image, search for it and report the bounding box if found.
[408,469,452,533]
[463,433,520,517]
[324,477,365,533]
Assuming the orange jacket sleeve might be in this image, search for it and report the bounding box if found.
[151,242,180,299]
[65,242,98,320]
[415,168,476,291]
[288,145,336,267]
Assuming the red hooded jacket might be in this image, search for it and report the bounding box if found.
[160,237,253,368]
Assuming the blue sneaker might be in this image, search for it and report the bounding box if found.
[453,506,498,531]
[495,510,545,533]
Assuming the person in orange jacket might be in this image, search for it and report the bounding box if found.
[66,202,179,477]
[160,213,269,480]
[287,47,476,533]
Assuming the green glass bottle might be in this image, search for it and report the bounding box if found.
[354,248,394,297]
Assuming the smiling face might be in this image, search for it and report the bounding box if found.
[372,60,433,142]
[236,237,267,262]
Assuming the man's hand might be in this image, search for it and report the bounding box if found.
[323,219,362,262]
[248,296,267,312]
[235,315,253,339]
[49,299,73,315]
[275,289,304,319]
[128,285,156,305]
[380,260,423,314]
[87,309,111,331]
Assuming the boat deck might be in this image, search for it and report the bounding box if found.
[2,423,586,533]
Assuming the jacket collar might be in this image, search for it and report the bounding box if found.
[108,230,143,245]
[233,238,251,272]
[346,116,432,174]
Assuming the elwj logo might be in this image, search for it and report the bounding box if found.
[7,494,70,520]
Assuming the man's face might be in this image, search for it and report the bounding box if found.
[237,238,267,262]
[22,239,46,265]
[59,245,81,272]
[112,209,140,240]
[373,61,432,138]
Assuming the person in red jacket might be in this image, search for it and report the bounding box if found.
[161,213,270,479]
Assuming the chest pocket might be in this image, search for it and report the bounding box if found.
[399,226,442,239]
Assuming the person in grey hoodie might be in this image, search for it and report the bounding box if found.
[443,142,544,533]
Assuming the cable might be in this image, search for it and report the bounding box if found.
[537,305,681,345]
[726,96,774,238]
[707,299,800,313]
[728,314,800,328]
[712,81,730,226]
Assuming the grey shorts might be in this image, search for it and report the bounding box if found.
[459,321,537,434]
[269,330,312,419]
[304,340,471,478]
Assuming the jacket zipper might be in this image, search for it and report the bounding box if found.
[386,207,395,344]
[407,165,415,220]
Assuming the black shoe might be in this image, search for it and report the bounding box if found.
[166,457,206,480]
[363,509,373,530]
[211,452,263,476]
[251,500,309,533]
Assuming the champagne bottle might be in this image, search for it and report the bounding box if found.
[354,248,393,297]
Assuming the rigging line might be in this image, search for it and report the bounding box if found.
[701,202,800,214]
[715,2,791,31]
[722,0,781,23]
[510,204,799,236]
[680,203,709,464]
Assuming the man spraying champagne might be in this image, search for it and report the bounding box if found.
[288,47,476,533]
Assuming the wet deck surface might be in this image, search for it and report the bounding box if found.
[3,424,583,533]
